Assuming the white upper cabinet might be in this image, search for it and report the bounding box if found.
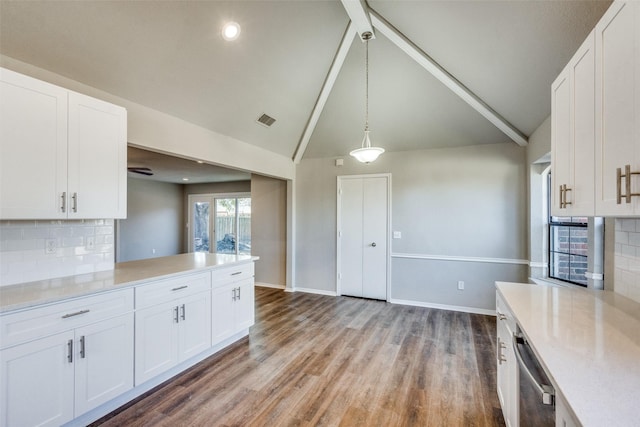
[0,68,69,219]
[0,67,127,219]
[594,1,640,216]
[68,92,127,219]
[551,32,596,217]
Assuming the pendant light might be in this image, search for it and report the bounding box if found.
[350,31,384,164]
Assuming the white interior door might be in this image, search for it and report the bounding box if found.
[338,175,389,300]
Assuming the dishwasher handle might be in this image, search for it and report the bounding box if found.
[513,333,555,406]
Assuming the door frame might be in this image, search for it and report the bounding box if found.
[336,173,392,301]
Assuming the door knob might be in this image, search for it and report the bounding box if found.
[371,242,376,247]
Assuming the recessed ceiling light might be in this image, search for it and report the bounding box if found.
[222,22,241,41]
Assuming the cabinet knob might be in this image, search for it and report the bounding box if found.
[371,242,377,247]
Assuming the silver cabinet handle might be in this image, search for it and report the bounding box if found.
[513,333,555,405]
[80,336,86,359]
[72,192,78,213]
[371,242,377,247]
[237,286,241,300]
[497,338,507,364]
[61,192,67,213]
[67,339,73,363]
[172,285,188,291]
[174,306,180,323]
[231,271,242,276]
[497,311,507,321]
[180,304,186,321]
[62,309,90,319]
[232,288,237,302]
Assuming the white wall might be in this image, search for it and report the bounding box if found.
[295,142,528,312]
[251,175,287,287]
[526,116,551,279]
[117,178,184,262]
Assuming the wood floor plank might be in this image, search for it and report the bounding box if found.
[92,288,506,427]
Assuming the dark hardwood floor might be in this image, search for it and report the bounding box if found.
[93,287,505,427]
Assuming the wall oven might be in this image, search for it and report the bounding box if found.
[513,328,555,426]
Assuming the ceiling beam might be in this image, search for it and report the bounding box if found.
[340,0,375,41]
[293,22,358,164]
[369,9,529,147]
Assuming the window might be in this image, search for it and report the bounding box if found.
[188,193,251,256]
[547,174,588,286]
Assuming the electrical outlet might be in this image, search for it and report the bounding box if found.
[86,236,95,250]
[152,248,156,254]
[393,231,402,239]
[457,281,465,290]
[45,239,57,254]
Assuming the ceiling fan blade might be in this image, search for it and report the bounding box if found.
[128,167,154,176]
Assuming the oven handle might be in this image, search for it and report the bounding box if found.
[513,333,555,406]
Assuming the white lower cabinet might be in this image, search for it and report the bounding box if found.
[556,392,580,427]
[135,290,212,385]
[496,294,517,427]
[1,331,75,427]
[212,278,255,345]
[0,312,134,427]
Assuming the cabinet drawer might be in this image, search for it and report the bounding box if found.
[0,289,134,349]
[211,263,254,288]
[135,272,211,309]
[496,293,516,334]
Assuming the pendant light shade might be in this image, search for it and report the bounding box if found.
[350,32,384,164]
[349,131,384,163]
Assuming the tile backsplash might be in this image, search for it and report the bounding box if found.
[614,219,640,304]
[0,219,114,287]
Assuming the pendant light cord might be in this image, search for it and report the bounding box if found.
[364,36,369,133]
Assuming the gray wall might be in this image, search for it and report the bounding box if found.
[295,142,528,311]
[251,174,287,287]
[117,178,184,262]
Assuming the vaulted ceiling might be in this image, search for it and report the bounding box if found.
[0,0,611,164]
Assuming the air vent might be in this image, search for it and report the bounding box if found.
[256,113,276,128]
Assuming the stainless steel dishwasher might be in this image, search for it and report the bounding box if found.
[513,328,556,426]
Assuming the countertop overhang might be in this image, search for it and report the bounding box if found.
[0,253,259,313]
[496,281,640,427]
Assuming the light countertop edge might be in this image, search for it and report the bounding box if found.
[496,281,640,427]
[0,253,260,314]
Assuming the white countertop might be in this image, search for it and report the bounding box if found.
[0,253,258,313]
[496,282,640,427]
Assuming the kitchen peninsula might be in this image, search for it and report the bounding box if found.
[0,253,258,427]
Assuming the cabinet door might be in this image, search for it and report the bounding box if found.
[135,302,179,385]
[551,32,596,217]
[67,91,127,219]
[212,284,236,345]
[74,314,134,415]
[0,331,75,427]
[595,1,640,215]
[551,67,571,216]
[235,280,255,332]
[178,291,212,362]
[497,318,516,427]
[569,32,596,216]
[0,67,68,219]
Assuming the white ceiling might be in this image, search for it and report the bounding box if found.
[128,146,250,184]
[0,0,611,164]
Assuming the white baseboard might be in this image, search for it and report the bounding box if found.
[255,282,285,290]
[390,298,495,316]
[293,287,337,297]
